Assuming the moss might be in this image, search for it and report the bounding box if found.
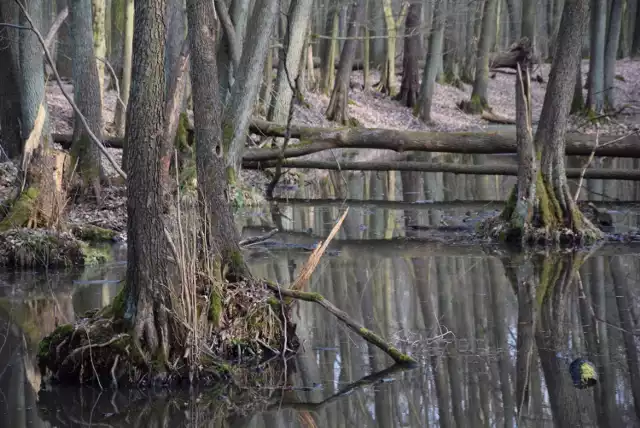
[175,112,191,152]
[0,187,39,231]
[222,122,235,151]
[38,323,73,359]
[614,74,625,82]
[72,224,117,243]
[348,99,357,106]
[357,327,417,365]
[80,243,112,265]
[208,288,222,327]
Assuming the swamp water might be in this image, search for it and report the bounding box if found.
[2,164,640,427]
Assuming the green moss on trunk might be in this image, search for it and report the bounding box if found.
[0,188,39,231]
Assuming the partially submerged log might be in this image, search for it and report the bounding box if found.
[53,121,640,159]
[243,159,640,181]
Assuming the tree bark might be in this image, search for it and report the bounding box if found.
[186,0,248,278]
[325,0,366,125]
[395,1,421,107]
[521,0,535,51]
[70,0,103,197]
[320,1,339,94]
[603,0,623,109]
[465,0,498,113]
[416,0,446,123]
[633,0,640,57]
[587,0,607,114]
[122,0,172,358]
[221,0,279,178]
[0,6,22,160]
[114,0,133,139]
[268,0,314,124]
[571,63,585,113]
[491,0,600,244]
[91,0,106,105]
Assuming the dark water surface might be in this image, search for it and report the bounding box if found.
[2,168,640,427]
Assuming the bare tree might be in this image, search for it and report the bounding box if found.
[587,0,606,114]
[113,0,133,139]
[603,0,623,109]
[69,0,103,198]
[416,0,446,123]
[325,0,366,125]
[395,0,422,107]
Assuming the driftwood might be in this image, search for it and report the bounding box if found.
[53,119,640,159]
[243,159,640,181]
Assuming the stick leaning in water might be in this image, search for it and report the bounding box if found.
[267,208,417,365]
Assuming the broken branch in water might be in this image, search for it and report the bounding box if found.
[266,281,417,365]
[239,228,279,247]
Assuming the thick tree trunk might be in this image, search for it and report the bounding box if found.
[416,0,446,123]
[221,0,279,178]
[70,0,103,196]
[395,1,422,107]
[587,0,606,114]
[603,0,623,109]
[114,0,133,139]
[325,0,366,125]
[122,0,172,358]
[165,0,186,92]
[489,0,601,244]
[465,0,498,113]
[571,62,585,113]
[268,0,313,124]
[186,0,248,278]
[0,7,22,160]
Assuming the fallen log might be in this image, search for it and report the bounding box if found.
[53,120,640,159]
[481,110,516,125]
[243,159,640,181]
[246,120,640,160]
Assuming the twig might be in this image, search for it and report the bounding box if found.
[110,354,120,388]
[239,228,279,247]
[266,282,417,365]
[574,125,599,202]
[14,0,126,179]
[43,6,68,51]
[95,56,126,112]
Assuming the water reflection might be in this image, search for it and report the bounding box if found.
[2,169,640,427]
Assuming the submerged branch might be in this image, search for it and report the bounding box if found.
[265,282,417,365]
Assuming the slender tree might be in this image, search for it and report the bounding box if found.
[91,0,106,103]
[0,4,22,160]
[603,0,623,109]
[416,0,446,123]
[632,0,640,56]
[114,0,133,139]
[325,0,366,124]
[70,0,103,198]
[463,0,498,114]
[395,0,422,107]
[587,0,607,114]
[375,0,408,95]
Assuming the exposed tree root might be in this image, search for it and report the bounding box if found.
[38,279,299,388]
[479,182,603,247]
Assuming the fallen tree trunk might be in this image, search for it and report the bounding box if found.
[243,159,640,181]
[481,110,515,124]
[53,120,640,159]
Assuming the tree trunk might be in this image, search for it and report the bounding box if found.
[325,0,366,125]
[376,0,406,95]
[633,0,640,57]
[505,0,519,43]
[320,2,339,94]
[490,0,601,244]
[165,0,186,93]
[587,0,606,114]
[231,0,251,51]
[465,0,498,113]
[91,0,106,105]
[0,5,22,160]
[521,0,535,51]
[603,0,623,109]
[267,0,313,124]
[416,0,446,123]
[108,0,124,85]
[441,0,463,89]
[70,0,103,197]
[462,0,484,82]
[186,0,248,278]
[395,1,422,107]
[114,0,133,139]
[571,62,585,113]
[221,0,279,179]
[122,0,172,358]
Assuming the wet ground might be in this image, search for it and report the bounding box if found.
[2,168,640,427]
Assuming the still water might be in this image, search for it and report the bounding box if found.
[2,164,640,427]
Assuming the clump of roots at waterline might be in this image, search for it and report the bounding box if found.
[37,279,297,387]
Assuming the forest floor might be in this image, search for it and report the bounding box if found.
[1,59,639,237]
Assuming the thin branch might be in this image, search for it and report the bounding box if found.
[574,126,599,202]
[213,0,240,71]
[239,228,279,247]
[14,0,126,179]
[44,6,68,51]
[95,56,126,111]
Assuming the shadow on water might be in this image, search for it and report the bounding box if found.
[2,166,640,426]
